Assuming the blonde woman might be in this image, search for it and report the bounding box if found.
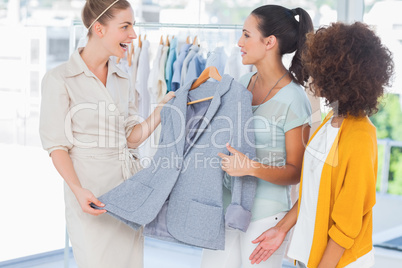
[39,0,174,267]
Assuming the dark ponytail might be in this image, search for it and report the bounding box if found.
[251,5,314,86]
[290,8,314,85]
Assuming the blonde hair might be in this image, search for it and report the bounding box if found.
[82,0,131,35]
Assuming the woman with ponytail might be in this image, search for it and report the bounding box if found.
[39,0,174,267]
[201,5,314,268]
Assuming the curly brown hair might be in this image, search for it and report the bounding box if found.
[302,22,394,117]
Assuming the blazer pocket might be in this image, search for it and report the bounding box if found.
[108,181,153,212]
[185,200,223,241]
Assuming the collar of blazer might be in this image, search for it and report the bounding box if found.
[170,74,234,157]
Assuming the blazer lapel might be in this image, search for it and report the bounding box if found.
[184,75,233,157]
[171,82,191,157]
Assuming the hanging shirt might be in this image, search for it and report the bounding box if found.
[144,42,163,160]
[136,40,150,119]
[130,46,141,109]
[184,53,206,85]
[224,46,252,81]
[205,46,228,76]
[156,45,169,103]
[148,44,163,105]
[149,45,170,158]
[136,40,152,159]
[165,38,178,92]
[181,44,200,86]
[171,43,192,91]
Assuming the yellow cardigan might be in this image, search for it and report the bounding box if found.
[298,111,378,268]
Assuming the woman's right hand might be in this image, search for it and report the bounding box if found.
[74,187,107,216]
[160,91,175,105]
[249,226,287,264]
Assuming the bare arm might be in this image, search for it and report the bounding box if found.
[127,91,175,148]
[317,238,345,268]
[249,200,299,264]
[220,124,310,185]
[50,150,106,216]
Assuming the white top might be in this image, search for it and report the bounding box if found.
[136,40,153,159]
[288,117,340,264]
[287,117,375,267]
[156,45,169,102]
[344,249,374,268]
[136,40,151,120]
[148,44,163,105]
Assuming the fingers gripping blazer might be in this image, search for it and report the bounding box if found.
[94,75,257,250]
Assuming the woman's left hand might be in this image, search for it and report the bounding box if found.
[160,91,175,105]
[218,143,252,177]
[249,226,287,264]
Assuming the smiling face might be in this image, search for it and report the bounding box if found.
[237,15,268,65]
[97,7,137,58]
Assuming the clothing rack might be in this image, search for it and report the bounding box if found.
[69,21,243,54]
[134,22,242,30]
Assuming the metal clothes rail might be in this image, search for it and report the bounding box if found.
[134,22,242,30]
[69,21,242,54]
[71,20,242,29]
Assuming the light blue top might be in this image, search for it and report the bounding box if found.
[205,46,228,76]
[184,53,206,85]
[223,71,312,221]
[165,38,178,92]
[171,43,191,91]
[181,44,200,85]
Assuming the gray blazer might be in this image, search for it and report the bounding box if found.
[94,75,257,250]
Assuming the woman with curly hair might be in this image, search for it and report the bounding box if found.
[249,22,394,268]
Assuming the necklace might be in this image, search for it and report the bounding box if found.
[251,71,289,113]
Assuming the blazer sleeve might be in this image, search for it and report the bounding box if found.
[328,130,377,249]
[225,82,257,232]
[39,69,73,155]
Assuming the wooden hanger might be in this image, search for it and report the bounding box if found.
[187,66,222,105]
[130,39,134,55]
[186,36,190,44]
[193,35,198,46]
[144,34,147,40]
[166,35,170,47]
[138,34,142,48]
[128,40,134,66]
[160,35,164,45]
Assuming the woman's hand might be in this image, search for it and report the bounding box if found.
[249,226,287,264]
[160,91,175,105]
[218,143,252,177]
[127,91,175,148]
[74,187,106,216]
